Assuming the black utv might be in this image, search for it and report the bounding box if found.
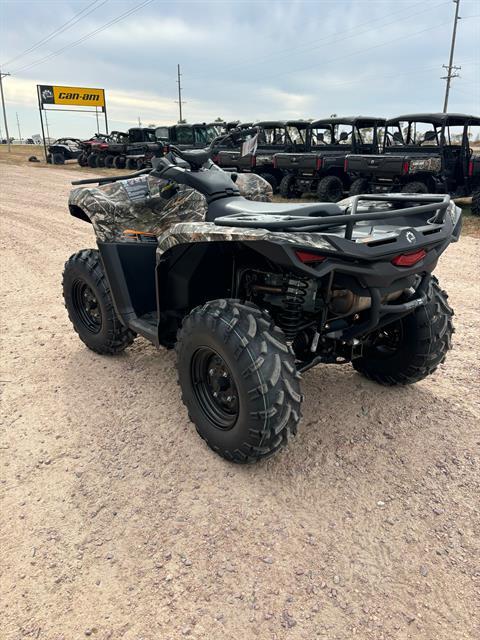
[215,120,309,192]
[274,117,385,202]
[168,123,220,150]
[47,137,83,164]
[63,127,460,464]
[345,113,480,197]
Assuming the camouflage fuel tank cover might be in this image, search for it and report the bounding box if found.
[69,172,273,242]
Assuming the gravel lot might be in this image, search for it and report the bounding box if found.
[1,161,479,640]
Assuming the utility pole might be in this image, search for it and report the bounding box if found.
[0,69,11,152]
[175,64,186,123]
[442,0,461,113]
[138,116,142,127]
[16,112,22,141]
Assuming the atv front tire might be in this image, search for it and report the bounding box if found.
[317,175,344,202]
[353,276,453,385]
[176,299,302,463]
[401,181,428,194]
[472,190,480,216]
[63,250,136,355]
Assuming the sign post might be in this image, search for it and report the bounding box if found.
[36,84,108,162]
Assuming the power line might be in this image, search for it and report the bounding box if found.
[10,0,155,75]
[194,1,449,80]
[1,0,109,67]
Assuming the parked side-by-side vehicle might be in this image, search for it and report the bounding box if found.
[274,117,386,202]
[345,113,480,197]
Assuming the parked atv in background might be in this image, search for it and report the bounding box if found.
[215,120,309,192]
[63,127,460,464]
[47,138,83,164]
[345,113,480,196]
[274,117,386,202]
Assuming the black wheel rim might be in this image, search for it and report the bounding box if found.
[191,347,239,429]
[71,279,102,333]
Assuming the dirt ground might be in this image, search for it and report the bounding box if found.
[1,157,479,640]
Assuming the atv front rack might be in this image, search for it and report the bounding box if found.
[214,194,451,240]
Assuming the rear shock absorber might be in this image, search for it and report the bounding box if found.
[278,277,309,340]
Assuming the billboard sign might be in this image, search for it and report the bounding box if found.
[37,85,106,110]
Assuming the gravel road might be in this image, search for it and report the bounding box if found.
[1,163,479,640]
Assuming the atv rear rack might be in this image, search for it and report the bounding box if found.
[214,194,451,240]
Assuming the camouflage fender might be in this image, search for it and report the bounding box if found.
[408,157,442,173]
[69,172,272,242]
[157,221,333,256]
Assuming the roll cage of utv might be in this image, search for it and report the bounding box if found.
[215,120,309,192]
[274,116,385,201]
[345,113,480,196]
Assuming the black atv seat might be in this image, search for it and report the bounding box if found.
[207,197,343,222]
[176,148,212,169]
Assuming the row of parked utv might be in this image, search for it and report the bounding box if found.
[47,113,480,213]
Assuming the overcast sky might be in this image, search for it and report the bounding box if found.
[1,0,479,140]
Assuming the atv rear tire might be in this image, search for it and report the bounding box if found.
[317,175,344,202]
[126,157,137,170]
[352,276,453,385]
[88,154,99,168]
[114,155,126,169]
[176,299,302,463]
[349,178,370,196]
[279,175,301,199]
[401,181,428,194]
[105,155,115,168]
[472,190,480,216]
[260,173,278,193]
[52,152,65,165]
[63,249,136,355]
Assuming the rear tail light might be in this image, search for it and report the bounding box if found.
[212,154,219,164]
[295,250,326,264]
[402,160,410,175]
[251,155,256,168]
[316,157,323,171]
[163,144,169,153]
[99,143,108,149]
[273,155,278,168]
[391,249,426,267]
[343,157,348,172]
[468,159,474,176]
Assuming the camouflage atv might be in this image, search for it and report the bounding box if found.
[63,128,460,463]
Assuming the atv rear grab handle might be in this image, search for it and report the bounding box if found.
[214,194,451,238]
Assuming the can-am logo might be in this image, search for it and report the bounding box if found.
[405,231,416,244]
[58,92,100,102]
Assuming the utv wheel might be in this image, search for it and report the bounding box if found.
[401,181,428,194]
[352,276,453,385]
[52,152,65,165]
[46,153,52,164]
[96,155,106,168]
[471,190,480,216]
[176,299,302,463]
[88,154,99,168]
[114,155,126,169]
[78,153,88,167]
[316,175,344,202]
[105,155,115,168]
[349,178,371,196]
[279,175,301,199]
[126,157,137,170]
[63,249,136,355]
[260,173,279,193]
[136,158,145,170]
